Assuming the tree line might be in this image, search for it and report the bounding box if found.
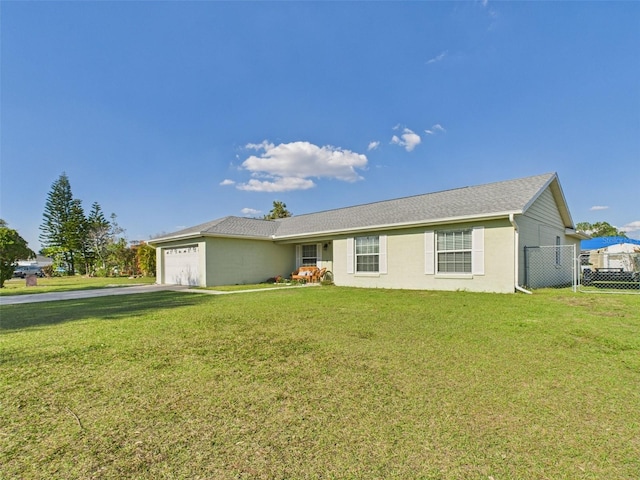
[38,173,156,278]
[575,222,627,238]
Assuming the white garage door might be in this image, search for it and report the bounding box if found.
[163,245,200,286]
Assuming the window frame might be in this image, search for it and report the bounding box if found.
[301,244,318,266]
[355,235,380,273]
[436,229,473,274]
[347,235,387,275]
[425,227,484,276]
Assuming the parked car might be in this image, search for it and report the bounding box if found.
[13,265,45,278]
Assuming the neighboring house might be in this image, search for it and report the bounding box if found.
[150,172,584,293]
[17,255,54,268]
[580,237,640,272]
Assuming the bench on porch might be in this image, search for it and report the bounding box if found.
[291,266,326,283]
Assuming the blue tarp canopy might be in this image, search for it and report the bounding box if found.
[581,236,640,250]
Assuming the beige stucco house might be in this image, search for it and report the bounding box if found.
[150,172,584,293]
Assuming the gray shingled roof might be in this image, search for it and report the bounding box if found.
[152,173,564,243]
[275,172,559,237]
[153,216,279,241]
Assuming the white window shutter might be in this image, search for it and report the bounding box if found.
[346,238,354,274]
[295,245,302,268]
[316,243,322,264]
[472,226,485,275]
[379,235,387,274]
[424,231,435,274]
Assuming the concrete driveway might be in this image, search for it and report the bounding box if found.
[0,284,190,306]
[0,283,311,305]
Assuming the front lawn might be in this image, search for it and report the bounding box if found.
[1,288,638,478]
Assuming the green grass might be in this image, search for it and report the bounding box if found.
[1,288,639,479]
[0,275,156,296]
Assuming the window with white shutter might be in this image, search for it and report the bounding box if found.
[348,235,387,274]
[429,227,484,275]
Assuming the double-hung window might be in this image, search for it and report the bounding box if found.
[347,235,387,274]
[437,229,473,273]
[301,244,318,266]
[355,236,379,272]
[425,228,483,275]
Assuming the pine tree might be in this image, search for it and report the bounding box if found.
[263,201,292,220]
[69,199,89,274]
[86,202,111,272]
[39,173,86,275]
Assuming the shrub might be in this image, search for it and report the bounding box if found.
[41,265,54,277]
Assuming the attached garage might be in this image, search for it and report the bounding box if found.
[163,245,200,286]
[151,217,288,288]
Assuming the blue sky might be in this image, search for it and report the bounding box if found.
[2,1,639,250]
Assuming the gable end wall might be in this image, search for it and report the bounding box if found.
[515,187,580,285]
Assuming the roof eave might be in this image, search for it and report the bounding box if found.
[149,232,204,245]
[274,211,520,241]
[566,228,590,240]
[149,231,273,245]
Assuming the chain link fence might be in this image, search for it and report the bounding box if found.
[524,245,577,291]
[579,251,640,294]
[524,245,640,293]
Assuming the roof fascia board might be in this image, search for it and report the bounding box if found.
[520,173,556,215]
[549,179,575,227]
[274,212,519,242]
[566,228,590,240]
[521,174,574,228]
[150,232,273,245]
[149,233,203,244]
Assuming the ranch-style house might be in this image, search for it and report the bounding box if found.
[150,172,584,293]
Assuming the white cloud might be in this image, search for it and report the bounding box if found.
[368,141,380,151]
[241,207,261,216]
[245,140,273,151]
[425,124,446,135]
[220,179,235,186]
[390,128,421,152]
[589,205,609,211]
[623,220,640,230]
[237,177,315,192]
[236,141,368,192]
[427,51,448,65]
[620,220,640,237]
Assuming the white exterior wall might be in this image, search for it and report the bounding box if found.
[204,237,295,286]
[332,220,516,293]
